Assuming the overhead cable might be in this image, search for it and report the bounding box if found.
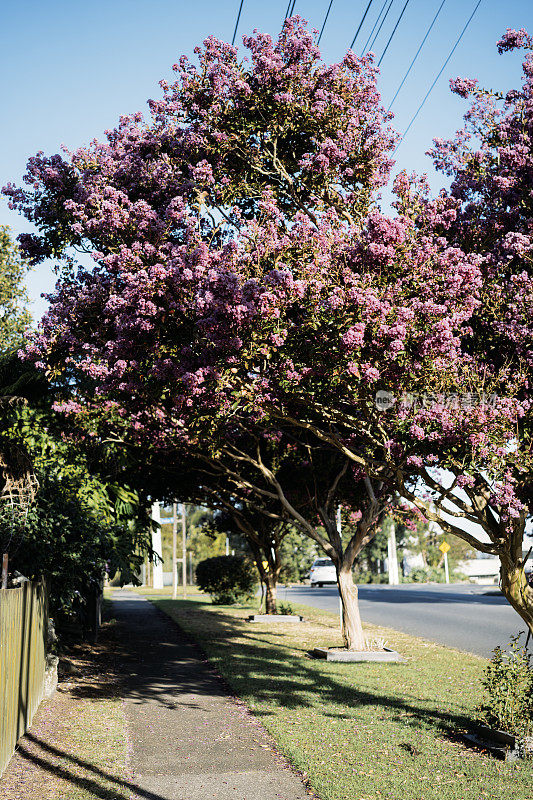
[366,0,395,54]
[377,0,411,66]
[349,0,376,50]
[283,0,297,25]
[394,0,483,152]
[231,0,245,46]
[388,0,448,109]
[318,0,335,45]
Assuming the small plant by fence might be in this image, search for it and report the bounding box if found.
[0,581,48,776]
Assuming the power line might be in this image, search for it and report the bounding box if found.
[366,0,395,54]
[231,0,244,46]
[283,0,297,26]
[395,0,483,152]
[388,0,448,109]
[360,0,390,54]
[377,0,411,66]
[349,0,376,50]
[318,0,335,45]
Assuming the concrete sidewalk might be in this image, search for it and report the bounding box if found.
[112,591,311,800]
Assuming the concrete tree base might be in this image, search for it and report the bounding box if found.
[247,614,304,623]
[463,723,533,761]
[312,647,405,663]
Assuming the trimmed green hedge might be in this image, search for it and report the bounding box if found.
[195,555,257,604]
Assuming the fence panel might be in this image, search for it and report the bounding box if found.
[0,582,48,776]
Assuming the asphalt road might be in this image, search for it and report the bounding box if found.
[280,583,529,658]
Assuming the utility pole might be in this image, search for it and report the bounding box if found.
[336,506,343,631]
[387,520,400,585]
[172,502,178,600]
[181,503,187,600]
[151,501,164,589]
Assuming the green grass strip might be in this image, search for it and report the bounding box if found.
[151,595,533,800]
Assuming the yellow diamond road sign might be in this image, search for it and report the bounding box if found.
[439,541,450,554]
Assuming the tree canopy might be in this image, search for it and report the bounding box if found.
[4,20,533,640]
[0,226,31,350]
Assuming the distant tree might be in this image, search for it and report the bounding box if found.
[278,527,319,584]
[0,226,30,349]
[159,505,228,579]
[399,519,474,580]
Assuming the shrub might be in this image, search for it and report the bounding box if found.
[278,602,294,615]
[407,566,445,583]
[477,635,533,737]
[356,570,389,584]
[13,472,147,627]
[196,555,257,604]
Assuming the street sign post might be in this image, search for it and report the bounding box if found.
[439,541,450,584]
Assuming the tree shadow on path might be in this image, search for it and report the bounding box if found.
[153,599,476,742]
[16,732,168,800]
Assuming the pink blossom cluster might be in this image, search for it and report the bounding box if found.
[3,22,532,550]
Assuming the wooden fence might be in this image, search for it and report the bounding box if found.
[0,581,48,776]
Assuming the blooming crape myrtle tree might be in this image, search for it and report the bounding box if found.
[378,29,533,633]
[4,19,403,649]
[236,177,533,633]
[5,18,501,643]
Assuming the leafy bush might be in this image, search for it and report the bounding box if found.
[13,472,148,627]
[278,602,294,615]
[356,570,389,584]
[477,635,533,737]
[196,555,257,604]
[407,566,445,583]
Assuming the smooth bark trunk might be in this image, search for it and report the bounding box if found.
[250,541,279,615]
[500,557,533,637]
[337,567,366,650]
[264,574,278,615]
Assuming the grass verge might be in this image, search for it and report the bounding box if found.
[151,595,532,800]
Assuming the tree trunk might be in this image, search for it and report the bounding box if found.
[251,542,279,615]
[264,573,277,615]
[500,557,533,637]
[337,567,366,650]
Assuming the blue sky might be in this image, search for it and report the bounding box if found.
[1,0,532,319]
